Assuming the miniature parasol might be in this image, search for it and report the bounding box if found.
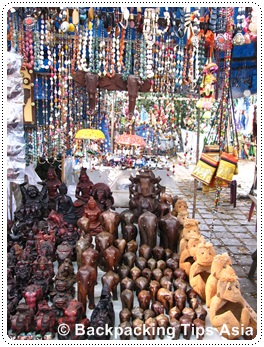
[115,133,147,147]
[75,129,105,140]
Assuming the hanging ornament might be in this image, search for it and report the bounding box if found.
[232,7,245,45]
[60,21,69,33]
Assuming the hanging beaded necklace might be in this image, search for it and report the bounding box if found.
[175,39,184,90]
[122,23,133,81]
[232,7,246,45]
[117,27,126,74]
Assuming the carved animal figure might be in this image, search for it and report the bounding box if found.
[99,209,121,239]
[87,284,115,340]
[159,212,179,252]
[210,272,252,339]
[179,219,201,254]
[138,211,158,249]
[189,241,216,301]
[76,265,97,312]
[205,253,235,308]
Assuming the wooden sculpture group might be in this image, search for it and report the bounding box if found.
[176,200,256,340]
[8,168,257,340]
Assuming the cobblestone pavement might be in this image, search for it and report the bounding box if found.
[165,158,257,313]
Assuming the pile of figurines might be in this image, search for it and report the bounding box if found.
[7,166,256,340]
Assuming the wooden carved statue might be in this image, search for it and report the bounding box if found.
[83,197,102,235]
[74,167,94,218]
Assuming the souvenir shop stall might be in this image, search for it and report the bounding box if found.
[6,7,257,340]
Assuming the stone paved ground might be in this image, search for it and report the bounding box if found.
[166,158,257,313]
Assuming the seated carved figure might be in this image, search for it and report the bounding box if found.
[83,197,102,235]
[189,241,216,301]
[74,167,94,218]
[179,219,201,254]
[210,272,253,340]
[55,183,78,226]
[91,183,114,211]
[205,253,235,308]
[15,182,48,223]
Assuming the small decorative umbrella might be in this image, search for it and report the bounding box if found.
[115,133,147,147]
[75,129,105,140]
[75,129,105,162]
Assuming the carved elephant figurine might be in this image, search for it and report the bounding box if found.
[81,247,99,279]
[149,280,161,303]
[170,318,181,340]
[99,209,121,239]
[138,290,151,311]
[76,264,97,312]
[132,318,144,340]
[126,240,138,253]
[145,317,157,340]
[156,314,170,339]
[152,245,166,261]
[130,266,141,282]
[135,257,148,271]
[147,258,157,271]
[139,244,153,260]
[158,213,179,252]
[138,211,158,249]
[141,268,152,282]
[119,321,132,340]
[119,308,132,323]
[120,209,136,227]
[156,288,174,314]
[174,289,187,311]
[151,301,165,316]
[135,276,149,294]
[122,224,138,243]
[160,276,172,291]
[75,234,92,268]
[103,245,122,272]
[120,209,138,242]
[121,276,134,292]
[118,264,131,279]
[95,231,114,253]
[122,251,136,268]
[101,270,120,301]
[114,238,127,255]
[120,289,134,311]
[95,231,114,271]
